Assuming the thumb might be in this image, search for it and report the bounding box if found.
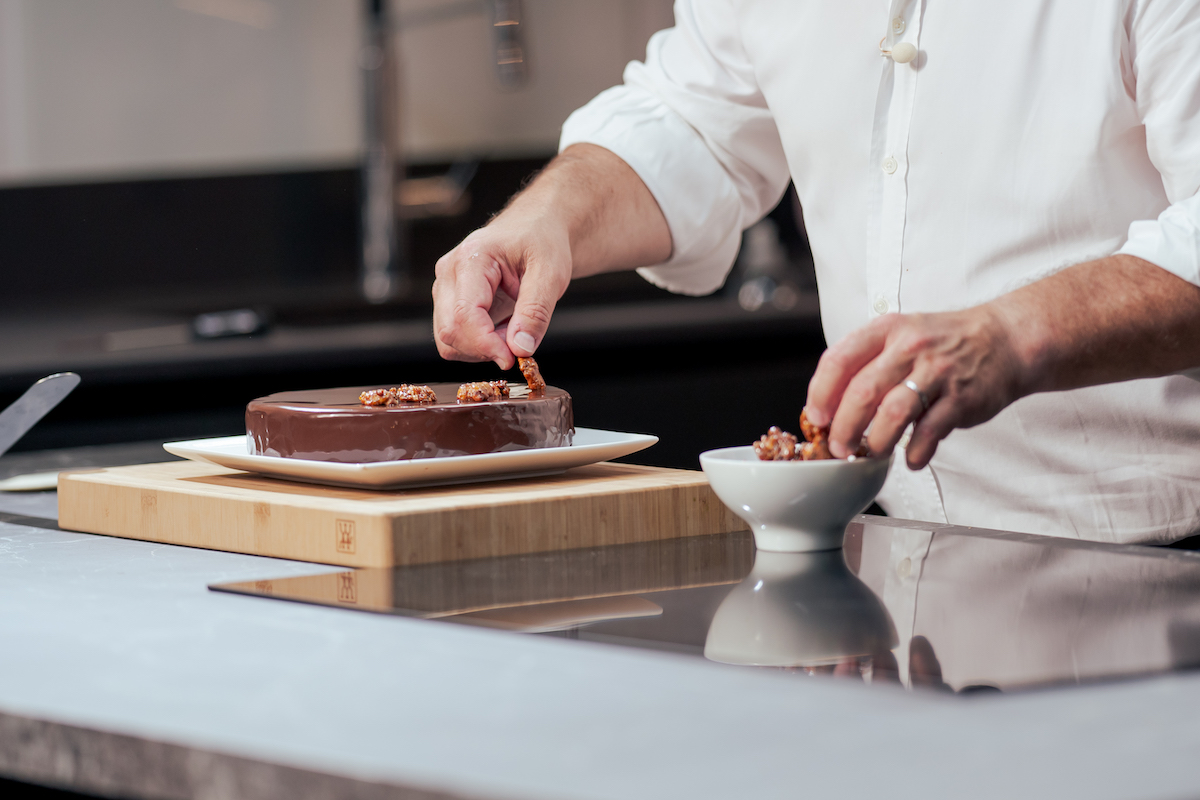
[507,258,566,357]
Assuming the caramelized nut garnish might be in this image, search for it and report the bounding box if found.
[517,357,546,396]
[754,410,868,461]
[457,380,510,403]
[754,426,801,461]
[359,385,438,406]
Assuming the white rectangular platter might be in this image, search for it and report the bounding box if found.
[163,427,658,490]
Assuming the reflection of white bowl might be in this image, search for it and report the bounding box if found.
[704,550,897,668]
[700,446,891,552]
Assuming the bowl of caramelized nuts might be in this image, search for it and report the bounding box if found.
[700,412,891,552]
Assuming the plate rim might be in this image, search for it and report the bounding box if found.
[165,427,657,467]
[161,427,659,489]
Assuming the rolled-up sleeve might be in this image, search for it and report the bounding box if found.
[558,0,789,295]
[1115,0,1200,285]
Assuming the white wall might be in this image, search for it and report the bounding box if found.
[0,0,362,185]
[0,0,673,187]
[398,0,674,162]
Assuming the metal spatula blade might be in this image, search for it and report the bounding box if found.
[0,373,81,459]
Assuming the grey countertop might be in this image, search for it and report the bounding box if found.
[3,480,1200,800]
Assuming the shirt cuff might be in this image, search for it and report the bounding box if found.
[1116,188,1200,286]
[559,79,744,296]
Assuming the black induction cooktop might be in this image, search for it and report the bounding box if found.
[211,516,1200,694]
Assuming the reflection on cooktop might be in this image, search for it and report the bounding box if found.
[210,517,1200,694]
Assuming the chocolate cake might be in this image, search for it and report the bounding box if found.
[247,383,574,462]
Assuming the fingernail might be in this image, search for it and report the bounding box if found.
[804,406,827,427]
[513,330,536,354]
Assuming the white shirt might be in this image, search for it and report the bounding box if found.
[559,0,1200,545]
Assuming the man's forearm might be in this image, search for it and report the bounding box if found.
[500,143,672,278]
[995,254,1200,396]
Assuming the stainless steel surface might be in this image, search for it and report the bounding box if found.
[0,440,182,494]
[12,509,1200,800]
[7,447,1200,799]
[0,440,180,481]
[0,373,80,458]
[216,517,1200,695]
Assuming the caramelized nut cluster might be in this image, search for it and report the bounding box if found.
[753,426,801,460]
[456,380,510,403]
[359,384,438,406]
[754,410,866,461]
[799,410,822,447]
[797,409,833,460]
[517,357,546,396]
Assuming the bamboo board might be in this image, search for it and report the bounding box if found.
[57,461,747,567]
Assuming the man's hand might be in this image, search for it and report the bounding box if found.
[805,307,1023,469]
[431,144,672,369]
[432,218,571,370]
[805,254,1200,470]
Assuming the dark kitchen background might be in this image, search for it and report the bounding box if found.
[0,0,822,470]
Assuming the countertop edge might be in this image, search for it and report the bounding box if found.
[0,708,479,800]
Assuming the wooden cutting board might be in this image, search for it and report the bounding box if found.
[57,461,747,567]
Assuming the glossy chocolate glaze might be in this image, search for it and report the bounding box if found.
[246,383,573,462]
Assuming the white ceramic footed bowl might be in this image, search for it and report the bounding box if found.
[700,446,892,552]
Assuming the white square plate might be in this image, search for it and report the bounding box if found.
[163,428,658,490]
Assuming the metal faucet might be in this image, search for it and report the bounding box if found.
[360,0,401,304]
[489,0,528,89]
[358,0,529,304]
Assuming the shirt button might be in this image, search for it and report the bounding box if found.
[882,156,898,174]
[873,296,890,315]
[892,17,906,34]
[897,557,913,578]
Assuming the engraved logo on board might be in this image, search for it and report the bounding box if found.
[254,580,274,594]
[337,572,358,604]
[335,519,357,553]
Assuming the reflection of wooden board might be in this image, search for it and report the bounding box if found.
[58,461,747,567]
[217,531,755,615]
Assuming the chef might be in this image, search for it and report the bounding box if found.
[431,0,1200,545]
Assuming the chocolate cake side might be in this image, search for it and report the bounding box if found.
[246,383,574,462]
